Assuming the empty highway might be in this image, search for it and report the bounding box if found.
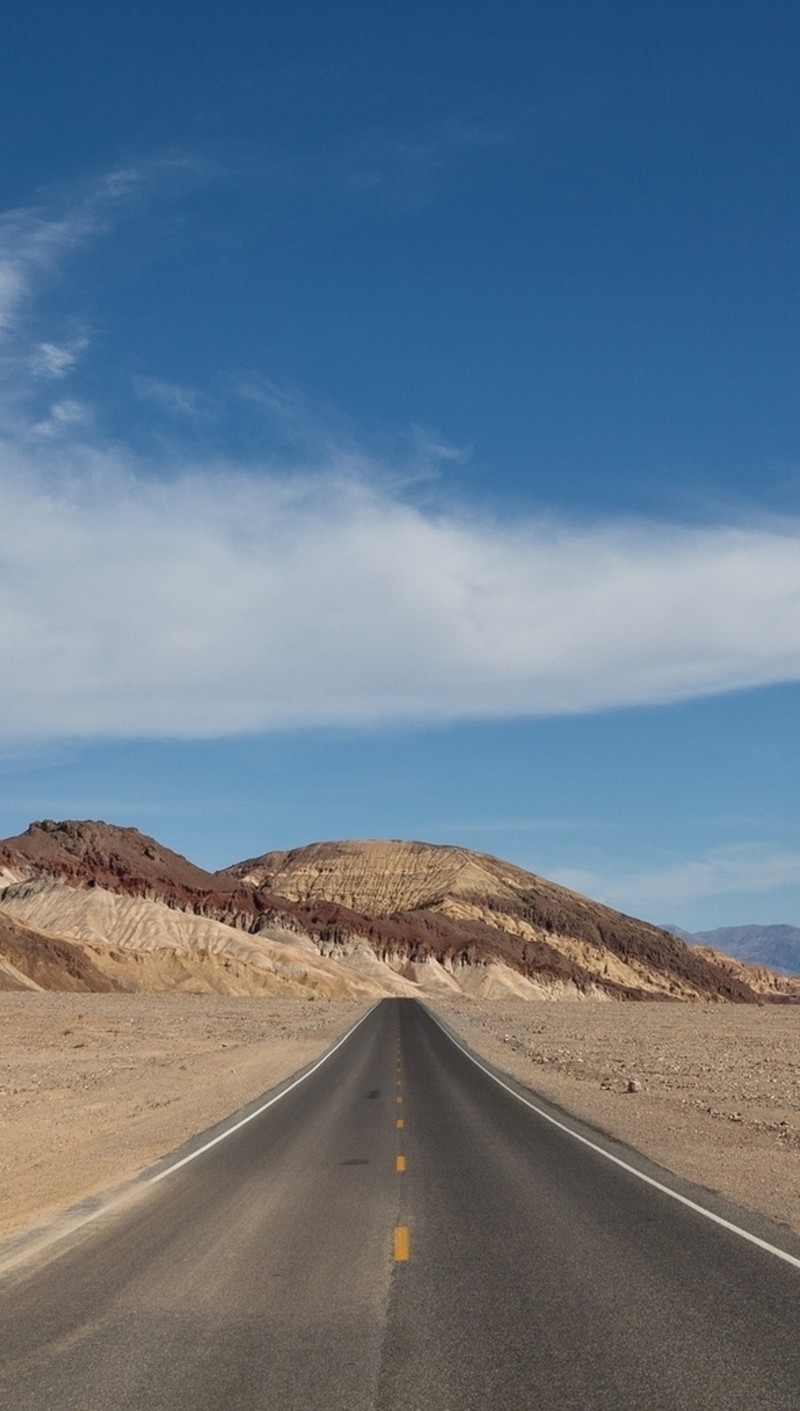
[1,998,798,1409]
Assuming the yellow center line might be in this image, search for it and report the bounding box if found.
[396,1154,406,1172]
[393,1226,410,1261]
[396,1117,404,1129]
[396,1095,403,1104]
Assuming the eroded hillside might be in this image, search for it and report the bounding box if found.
[1,822,797,1002]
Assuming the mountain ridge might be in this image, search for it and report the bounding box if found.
[663,921,800,978]
[2,821,798,1002]
[694,924,800,976]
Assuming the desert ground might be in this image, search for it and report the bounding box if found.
[430,997,800,1237]
[0,994,366,1242]
[1,992,798,1246]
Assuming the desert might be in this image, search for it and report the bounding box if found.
[0,994,365,1244]
[430,997,800,1237]
[5,824,798,1004]
[2,824,799,1253]
[2,990,799,1250]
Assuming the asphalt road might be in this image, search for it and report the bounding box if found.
[1,998,799,1410]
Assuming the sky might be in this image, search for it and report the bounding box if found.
[1,0,800,931]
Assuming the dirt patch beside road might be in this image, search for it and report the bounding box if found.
[4,992,799,1247]
[0,993,367,1242]
[428,997,800,1236]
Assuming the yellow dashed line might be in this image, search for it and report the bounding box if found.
[393,1226,410,1261]
[396,1117,404,1129]
[396,1154,406,1172]
[396,1095,403,1104]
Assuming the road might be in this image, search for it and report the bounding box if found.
[1,998,798,1409]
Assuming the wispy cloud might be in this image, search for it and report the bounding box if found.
[29,337,89,379]
[0,209,89,334]
[375,116,509,186]
[232,377,469,483]
[0,156,202,430]
[552,844,800,914]
[0,170,140,336]
[233,375,360,456]
[2,450,800,742]
[133,376,207,420]
[31,398,91,436]
[265,113,511,210]
[1,170,800,745]
[0,169,148,442]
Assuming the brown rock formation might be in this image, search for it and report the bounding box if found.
[221,839,766,1002]
[0,913,123,992]
[1,823,795,1002]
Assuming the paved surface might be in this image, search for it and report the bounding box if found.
[1,998,799,1409]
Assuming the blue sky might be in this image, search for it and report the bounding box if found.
[1,1,800,930]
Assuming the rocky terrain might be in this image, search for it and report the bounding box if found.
[1,821,799,1002]
[2,993,799,1247]
[0,995,365,1242]
[430,997,800,1236]
[0,912,119,993]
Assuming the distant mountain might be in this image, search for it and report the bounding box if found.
[1,822,798,1001]
[693,925,800,977]
[662,921,800,980]
[661,923,697,945]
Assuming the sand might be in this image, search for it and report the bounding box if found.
[0,993,367,1242]
[2,993,798,1247]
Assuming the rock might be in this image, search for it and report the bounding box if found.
[626,1078,641,1093]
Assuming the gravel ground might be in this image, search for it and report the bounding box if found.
[0,993,368,1242]
[3,993,799,1246]
[428,997,800,1236]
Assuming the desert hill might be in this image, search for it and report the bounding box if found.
[694,924,800,977]
[1,822,798,1002]
[691,945,800,1002]
[663,921,800,981]
[221,838,784,1002]
[0,817,234,906]
[0,912,123,993]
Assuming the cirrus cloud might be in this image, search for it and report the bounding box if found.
[552,843,800,915]
[2,442,800,742]
[2,166,800,744]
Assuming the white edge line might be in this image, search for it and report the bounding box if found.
[426,1008,800,1273]
[0,1001,377,1275]
[147,1000,377,1185]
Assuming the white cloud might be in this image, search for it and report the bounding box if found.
[234,375,361,456]
[275,114,511,211]
[133,376,205,419]
[30,338,89,379]
[1,167,800,745]
[31,399,91,436]
[101,167,143,198]
[0,203,99,336]
[553,844,800,914]
[0,261,27,334]
[2,444,800,742]
[0,172,147,435]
